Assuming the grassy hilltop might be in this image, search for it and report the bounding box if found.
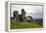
[10,19,43,29]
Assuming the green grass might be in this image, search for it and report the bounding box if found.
[10,19,42,29]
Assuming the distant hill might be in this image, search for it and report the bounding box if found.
[34,18,43,22]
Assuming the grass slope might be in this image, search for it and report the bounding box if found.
[10,19,42,29]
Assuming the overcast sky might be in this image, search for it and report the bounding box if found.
[11,5,43,19]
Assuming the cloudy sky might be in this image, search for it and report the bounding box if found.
[11,5,43,19]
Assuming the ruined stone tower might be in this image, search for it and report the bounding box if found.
[21,9,26,22]
[13,11,20,22]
